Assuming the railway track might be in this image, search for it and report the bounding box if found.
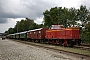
[74,45,90,51]
[8,39,90,59]
[81,44,90,47]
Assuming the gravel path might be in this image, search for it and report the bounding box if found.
[0,38,86,60]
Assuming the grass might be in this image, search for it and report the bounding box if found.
[55,46,90,56]
[28,42,90,56]
[11,40,90,56]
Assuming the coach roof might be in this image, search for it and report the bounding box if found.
[19,31,27,34]
[28,28,42,32]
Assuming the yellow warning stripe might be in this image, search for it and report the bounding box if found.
[65,29,79,30]
[46,30,64,32]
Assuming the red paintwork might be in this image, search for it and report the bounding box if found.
[27,32,31,38]
[45,25,80,46]
[65,28,80,39]
[27,28,48,39]
[45,25,80,40]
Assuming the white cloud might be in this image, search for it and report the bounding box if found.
[34,17,43,24]
[60,0,81,8]
[0,0,90,33]
[0,18,25,33]
[80,0,90,9]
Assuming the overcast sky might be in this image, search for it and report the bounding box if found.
[0,0,90,33]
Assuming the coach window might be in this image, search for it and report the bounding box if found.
[51,25,58,29]
[30,32,31,34]
[54,25,58,29]
[34,32,36,34]
[39,31,41,34]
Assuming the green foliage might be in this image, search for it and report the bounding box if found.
[5,18,44,34]
[85,22,90,32]
[5,28,15,34]
[43,5,89,28]
[81,32,90,44]
[77,5,89,27]
[68,8,77,26]
[81,22,90,44]
[43,7,77,28]
[87,14,90,21]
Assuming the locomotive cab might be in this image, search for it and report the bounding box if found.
[50,25,64,29]
[46,25,65,39]
[45,25,66,44]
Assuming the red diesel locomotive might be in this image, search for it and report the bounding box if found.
[45,25,81,46]
[7,25,81,47]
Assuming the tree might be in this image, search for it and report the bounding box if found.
[7,28,14,34]
[67,7,77,27]
[14,18,35,32]
[43,7,77,28]
[5,18,41,34]
[87,12,90,21]
[81,22,90,44]
[77,5,89,28]
[38,24,44,28]
[85,22,90,32]
[59,7,69,27]
[43,7,69,28]
[43,10,51,27]
[24,18,34,30]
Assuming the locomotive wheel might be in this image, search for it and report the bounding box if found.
[59,40,63,46]
[52,40,54,44]
[38,40,40,43]
[69,41,74,47]
[59,42,63,46]
[48,39,50,44]
[56,40,59,45]
[77,40,81,46]
[63,40,68,47]
[34,39,36,42]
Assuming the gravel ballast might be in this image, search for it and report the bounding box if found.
[0,38,86,60]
